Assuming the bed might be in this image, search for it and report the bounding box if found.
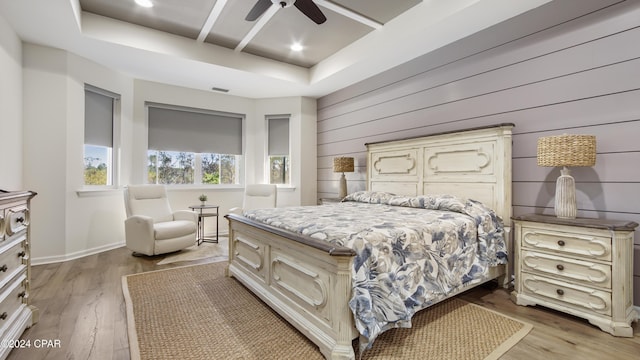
[225,123,514,359]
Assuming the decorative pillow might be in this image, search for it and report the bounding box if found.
[342,191,396,204]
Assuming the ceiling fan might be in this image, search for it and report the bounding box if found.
[246,0,327,24]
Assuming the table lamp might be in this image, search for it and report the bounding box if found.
[333,157,354,199]
[537,134,596,219]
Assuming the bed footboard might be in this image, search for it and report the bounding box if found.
[226,215,359,360]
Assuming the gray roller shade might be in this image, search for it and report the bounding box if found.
[268,117,290,156]
[84,89,114,147]
[148,105,243,155]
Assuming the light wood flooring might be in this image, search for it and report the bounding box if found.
[8,243,640,360]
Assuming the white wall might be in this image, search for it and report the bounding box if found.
[0,14,23,190]
[23,44,134,263]
[20,45,317,264]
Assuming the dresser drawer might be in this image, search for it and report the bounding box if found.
[0,237,27,290]
[520,227,611,261]
[0,272,28,331]
[521,250,611,289]
[4,205,29,238]
[521,273,611,316]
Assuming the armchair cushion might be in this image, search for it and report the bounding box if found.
[154,220,196,240]
[127,185,173,223]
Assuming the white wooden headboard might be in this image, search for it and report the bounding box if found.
[366,124,514,223]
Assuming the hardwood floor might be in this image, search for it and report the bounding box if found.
[8,245,640,360]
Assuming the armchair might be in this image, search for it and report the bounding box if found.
[123,185,197,256]
[229,184,277,215]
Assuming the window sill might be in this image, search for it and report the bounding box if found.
[167,185,245,192]
[76,187,122,197]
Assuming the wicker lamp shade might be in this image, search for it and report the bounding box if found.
[333,157,354,199]
[536,134,596,220]
[333,157,354,173]
[537,135,596,167]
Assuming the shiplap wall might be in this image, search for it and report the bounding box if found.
[316,1,640,304]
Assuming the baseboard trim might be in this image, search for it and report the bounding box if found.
[32,241,126,266]
[31,233,230,266]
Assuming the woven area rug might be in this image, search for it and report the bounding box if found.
[156,236,228,265]
[123,262,532,360]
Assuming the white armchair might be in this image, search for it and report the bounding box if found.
[123,185,197,256]
[229,184,277,215]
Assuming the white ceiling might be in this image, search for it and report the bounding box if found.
[0,0,557,98]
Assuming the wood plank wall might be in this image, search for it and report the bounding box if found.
[316,1,640,304]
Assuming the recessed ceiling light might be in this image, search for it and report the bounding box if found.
[135,0,154,8]
[290,43,303,52]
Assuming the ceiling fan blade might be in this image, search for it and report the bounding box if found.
[294,0,326,24]
[246,0,273,21]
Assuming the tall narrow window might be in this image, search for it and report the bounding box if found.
[84,85,119,186]
[267,116,290,185]
[146,103,244,185]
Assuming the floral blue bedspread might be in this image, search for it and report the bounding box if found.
[242,191,506,352]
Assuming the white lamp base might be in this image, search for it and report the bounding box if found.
[555,167,577,219]
[339,173,347,199]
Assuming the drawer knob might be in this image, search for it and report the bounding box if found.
[0,312,6,320]
[17,291,26,299]
[15,216,25,224]
[557,240,565,247]
[556,289,565,296]
[0,264,7,272]
[17,251,26,258]
[556,264,564,271]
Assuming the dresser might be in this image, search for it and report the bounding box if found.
[0,190,37,359]
[511,214,638,337]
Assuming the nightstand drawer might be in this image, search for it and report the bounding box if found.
[521,250,611,289]
[521,273,611,316]
[520,227,611,261]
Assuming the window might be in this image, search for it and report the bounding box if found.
[146,104,243,185]
[267,116,290,185]
[84,85,119,186]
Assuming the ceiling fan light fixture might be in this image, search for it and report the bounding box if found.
[246,0,326,24]
[134,0,154,8]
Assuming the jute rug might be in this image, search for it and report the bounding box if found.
[123,262,532,360]
[156,236,228,265]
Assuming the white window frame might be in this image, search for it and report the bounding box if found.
[145,103,245,186]
[266,115,291,186]
[83,84,120,188]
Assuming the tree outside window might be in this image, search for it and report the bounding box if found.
[269,156,289,184]
[148,150,238,185]
[84,145,110,185]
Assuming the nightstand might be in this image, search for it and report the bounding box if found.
[319,198,342,205]
[511,214,638,337]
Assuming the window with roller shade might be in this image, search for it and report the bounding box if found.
[84,85,120,186]
[267,116,290,185]
[146,103,244,185]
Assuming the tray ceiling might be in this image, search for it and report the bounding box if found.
[5,0,613,98]
[79,0,422,68]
